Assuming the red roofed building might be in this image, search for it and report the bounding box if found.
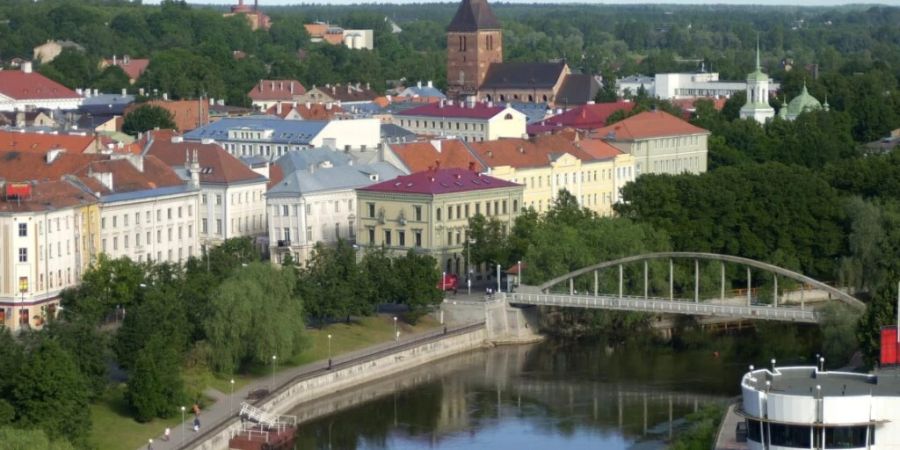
[125,99,209,132]
[592,110,709,176]
[144,133,268,245]
[265,101,344,121]
[356,168,523,276]
[385,138,484,173]
[527,101,635,135]
[0,63,83,112]
[395,99,526,142]
[0,130,101,154]
[100,55,150,85]
[248,80,307,110]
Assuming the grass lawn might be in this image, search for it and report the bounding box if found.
[91,314,439,450]
[89,385,182,450]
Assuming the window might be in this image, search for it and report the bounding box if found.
[18,247,27,262]
[456,205,461,219]
[368,228,375,243]
[464,204,470,218]
[415,230,422,247]
[384,230,392,246]
[513,200,519,212]
[436,207,442,221]
[168,228,173,241]
[282,205,289,216]
[334,223,340,238]
[178,207,183,218]
[769,423,810,448]
[178,226,183,240]
[157,210,162,221]
[367,203,376,218]
[306,204,311,215]
[334,202,340,213]
[306,227,312,241]
[124,214,129,227]
[188,225,193,238]
[349,220,355,238]
[216,194,222,205]
[188,205,193,217]
[414,205,422,221]
[447,231,452,245]
[502,200,507,214]
[157,230,162,243]
[167,208,172,220]
[101,217,107,229]
[202,194,208,204]
[216,219,222,235]
[202,219,208,233]
[136,233,141,247]
[825,426,872,448]
[284,228,291,242]
[136,212,140,224]
[398,230,405,247]
[18,223,26,237]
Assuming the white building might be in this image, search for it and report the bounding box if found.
[0,63,83,112]
[617,72,781,101]
[343,29,374,50]
[183,117,382,161]
[740,45,776,124]
[593,110,710,176]
[741,364,900,449]
[267,149,403,264]
[0,179,98,332]
[144,133,269,251]
[394,99,527,142]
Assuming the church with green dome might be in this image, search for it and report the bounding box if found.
[778,82,829,121]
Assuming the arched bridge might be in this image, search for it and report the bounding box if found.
[508,252,865,324]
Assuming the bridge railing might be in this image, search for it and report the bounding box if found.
[508,292,819,323]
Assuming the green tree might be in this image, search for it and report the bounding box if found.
[0,329,23,426]
[91,65,131,93]
[466,214,510,269]
[122,104,176,136]
[204,262,306,373]
[0,427,75,450]
[43,320,108,400]
[298,240,370,325]
[11,340,90,447]
[392,250,442,322]
[818,302,861,367]
[38,48,97,89]
[125,334,186,422]
[59,254,146,326]
[361,246,399,306]
[115,282,189,371]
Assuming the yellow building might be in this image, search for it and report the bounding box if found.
[386,135,635,217]
[394,100,527,142]
[355,168,523,276]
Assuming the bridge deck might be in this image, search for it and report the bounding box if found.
[508,292,819,323]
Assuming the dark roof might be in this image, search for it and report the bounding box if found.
[396,101,505,119]
[447,0,501,32]
[481,62,567,90]
[359,168,519,195]
[556,74,601,107]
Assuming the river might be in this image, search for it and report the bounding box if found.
[290,324,822,450]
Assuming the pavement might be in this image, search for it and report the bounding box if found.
[713,403,748,450]
[141,324,456,450]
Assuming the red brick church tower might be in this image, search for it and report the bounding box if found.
[446,0,503,99]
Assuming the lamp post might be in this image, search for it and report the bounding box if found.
[271,355,277,390]
[467,238,475,294]
[229,379,235,414]
[393,316,398,341]
[327,334,333,369]
[180,406,186,446]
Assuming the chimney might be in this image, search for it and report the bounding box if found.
[290,82,294,94]
[366,82,370,90]
[417,81,422,88]
[326,102,332,110]
[22,61,33,74]
[270,81,275,90]
[139,88,145,96]
[113,54,117,65]
[306,101,311,109]
[162,93,168,101]
[276,102,282,115]
[15,111,25,127]
[121,88,127,97]
[93,88,99,97]
[428,81,433,88]
[123,55,130,65]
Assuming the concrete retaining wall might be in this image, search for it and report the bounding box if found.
[189,324,487,450]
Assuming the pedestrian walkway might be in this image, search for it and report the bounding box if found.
[140,324,455,450]
[714,403,748,450]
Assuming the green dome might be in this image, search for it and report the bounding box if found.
[786,84,822,117]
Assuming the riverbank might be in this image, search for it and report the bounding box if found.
[177,322,487,450]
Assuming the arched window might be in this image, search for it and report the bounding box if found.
[528,95,534,102]
[458,36,464,52]
[504,113,513,120]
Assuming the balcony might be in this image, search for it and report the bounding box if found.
[276,240,292,248]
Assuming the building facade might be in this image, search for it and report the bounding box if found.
[446,0,503,98]
[184,117,382,161]
[593,111,709,176]
[356,168,523,276]
[617,72,781,101]
[395,100,526,142]
[267,149,403,264]
[741,364,900,449]
[247,80,307,111]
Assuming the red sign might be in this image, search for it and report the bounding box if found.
[881,327,899,366]
[5,183,31,199]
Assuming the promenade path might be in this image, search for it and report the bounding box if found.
[141,325,455,450]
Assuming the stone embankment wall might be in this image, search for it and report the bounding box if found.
[189,324,487,450]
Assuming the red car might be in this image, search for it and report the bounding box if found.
[437,273,459,294]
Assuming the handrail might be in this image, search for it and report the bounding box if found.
[535,252,865,311]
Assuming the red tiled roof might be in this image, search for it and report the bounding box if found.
[248,80,307,101]
[468,135,599,169]
[0,130,96,154]
[0,151,101,182]
[145,135,265,185]
[126,100,209,132]
[528,101,635,134]
[397,101,506,119]
[0,70,81,100]
[577,138,624,160]
[78,156,183,192]
[265,102,344,120]
[0,180,98,213]
[359,168,519,195]
[592,110,709,141]
[105,58,149,81]
[267,163,284,190]
[389,139,484,173]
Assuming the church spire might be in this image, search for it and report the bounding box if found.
[755,34,761,72]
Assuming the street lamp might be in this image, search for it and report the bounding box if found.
[467,238,476,294]
[271,355,277,390]
[229,379,235,413]
[393,316,398,341]
[180,406,186,445]
[327,334,333,369]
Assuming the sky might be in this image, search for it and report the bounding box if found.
[144,0,900,5]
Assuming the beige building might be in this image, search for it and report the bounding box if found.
[593,110,709,176]
[394,100,526,142]
[386,135,635,216]
[356,168,523,276]
[0,180,100,331]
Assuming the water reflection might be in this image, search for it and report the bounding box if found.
[293,325,821,450]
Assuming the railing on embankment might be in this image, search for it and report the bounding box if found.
[179,322,487,450]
